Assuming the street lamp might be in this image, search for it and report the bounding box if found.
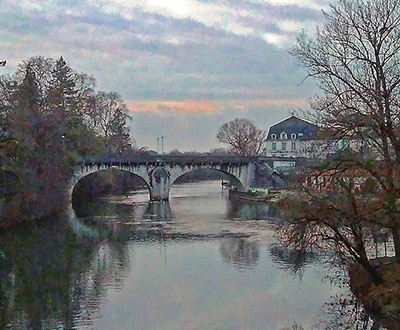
[0,60,6,67]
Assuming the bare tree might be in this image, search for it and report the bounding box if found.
[217,118,266,156]
[91,91,132,154]
[281,0,400,285]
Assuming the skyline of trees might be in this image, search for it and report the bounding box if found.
[216,118,266,156]
[0,56,134,226]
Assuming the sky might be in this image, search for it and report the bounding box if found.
[1,0,332,152]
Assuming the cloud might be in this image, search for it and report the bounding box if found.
[259,0,328,10]
[262,32,290,47]
[91,0,255,36]
[20,0,43,11]
[128,97,311,151]
[127,98,308,116]
[1,0,329,151]
[277,20,305,33]
[230,98,310,110]
[127,101,222,115]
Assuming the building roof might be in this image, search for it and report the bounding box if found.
[267,116,320,140]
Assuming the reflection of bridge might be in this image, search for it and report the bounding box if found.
[71,155,261,201]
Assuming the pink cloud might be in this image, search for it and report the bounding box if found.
[127,98,309,116]
[126,100,222,115]
[230,98,310,110]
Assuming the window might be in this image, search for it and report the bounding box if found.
[280,132,287,139]
[291,133,296,139]
[271,134,276,139]
[282,142,287,150]
[272,142,277,150]
[291,142,296,150]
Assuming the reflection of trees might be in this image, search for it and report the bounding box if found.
[0,200,174,328]
[0,209,135,329]
[319,294,377,330]
[0,220,94,329]
[268,243,317,275]
[73,200,174,244]
[226,200,279,221]
[220,238,259,268]
[74,199,173,224]
[73,198,136,218]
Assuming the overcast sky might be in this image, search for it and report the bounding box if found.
[1,0,332,152]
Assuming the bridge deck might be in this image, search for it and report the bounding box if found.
[84,155,258,166]
[83,155,305,166]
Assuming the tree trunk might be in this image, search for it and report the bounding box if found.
[358,257,383,286]
[391,228,400,263]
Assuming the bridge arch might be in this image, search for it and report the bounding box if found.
[171,168,244,190]
[70,157,256,202]
[70,165,152,202]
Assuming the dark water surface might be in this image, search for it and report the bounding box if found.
[0,181,342,329]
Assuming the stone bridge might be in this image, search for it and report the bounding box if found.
[70,155,262,201]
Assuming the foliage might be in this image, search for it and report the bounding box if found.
[216,118,266,156]
[91,91,133,155]
[347,262,400,327]
[282,0,400,286]
[0,56,134,226]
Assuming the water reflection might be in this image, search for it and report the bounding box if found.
[0,219,101,329]
[227,199,280,220]
[143,202,173,222]
[320,294,377,329]
[73,198,136,218]
[0,181,344,329]
[268,244,319,276]
[220,238,260,268]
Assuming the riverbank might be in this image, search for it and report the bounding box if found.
[0,181,338,329]
[349,259,400,329]
[229,189,282,203]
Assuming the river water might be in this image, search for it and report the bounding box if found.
[0,181,344,330]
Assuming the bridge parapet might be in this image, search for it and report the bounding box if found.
[83,155,257,166]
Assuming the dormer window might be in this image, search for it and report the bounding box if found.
[280,132,287,140]
[271,134,277,139]
[291,133,296,139]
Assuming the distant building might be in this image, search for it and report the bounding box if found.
[209,147,228,155]
[265,116,322,158]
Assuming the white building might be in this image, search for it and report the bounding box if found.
[265,116,322,158]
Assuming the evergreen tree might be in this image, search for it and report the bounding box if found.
[5,66,70,220]
[108,108,132,155]
[0,56,134,226]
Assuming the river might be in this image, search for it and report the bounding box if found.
[0,181,345,329]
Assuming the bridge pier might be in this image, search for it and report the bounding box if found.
[70,156,264,203]
[149,167,171,201]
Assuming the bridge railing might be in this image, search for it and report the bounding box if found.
[82,155,259,165]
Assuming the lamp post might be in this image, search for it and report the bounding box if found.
[161,136,164,155]
[157,137,160,154]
